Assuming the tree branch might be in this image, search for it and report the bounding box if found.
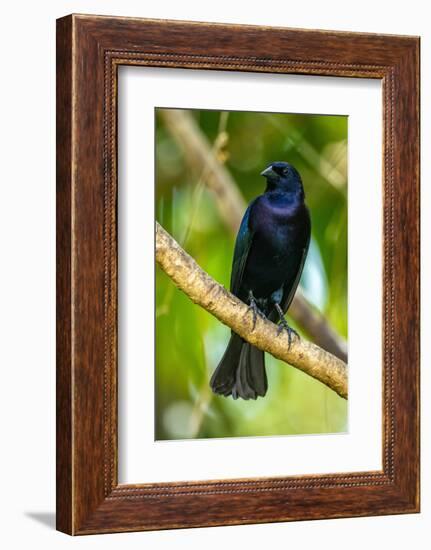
[160,108,348,362]
[156,222,348,400]
[289,297,348,363]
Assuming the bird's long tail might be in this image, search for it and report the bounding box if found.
[210,333,267,400]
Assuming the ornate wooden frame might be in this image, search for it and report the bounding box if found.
[56,14,420,534]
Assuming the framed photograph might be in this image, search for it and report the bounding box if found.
[56,14,420,534]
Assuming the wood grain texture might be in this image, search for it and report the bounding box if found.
[56,16,73,534]
[56,14,420,535]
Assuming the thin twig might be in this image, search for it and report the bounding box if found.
[156,222,348,400]
[267,114,347,192]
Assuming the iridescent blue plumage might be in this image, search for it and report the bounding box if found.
[210,161,311,400]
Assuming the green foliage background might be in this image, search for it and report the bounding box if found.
[155,108,348,440]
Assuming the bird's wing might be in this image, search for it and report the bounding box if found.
[280,239,310,313]
[230,202,255,297]
[268,207,311,323]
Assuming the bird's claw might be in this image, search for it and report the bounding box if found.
[247,292,266,330]
[277,318,299,349]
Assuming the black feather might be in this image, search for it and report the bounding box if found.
[211,161,311,400]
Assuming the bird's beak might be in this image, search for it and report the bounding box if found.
[260,166,276,178]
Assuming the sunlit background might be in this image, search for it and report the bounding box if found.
[155,108,348,440]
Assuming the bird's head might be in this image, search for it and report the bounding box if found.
[260,161,304,197]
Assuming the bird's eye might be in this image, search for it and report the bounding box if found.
[283,168,289,175]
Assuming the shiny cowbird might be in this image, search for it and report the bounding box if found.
[210,161,311,400]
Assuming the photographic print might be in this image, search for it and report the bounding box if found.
[57,15,420,533]
[155,107,348,440]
